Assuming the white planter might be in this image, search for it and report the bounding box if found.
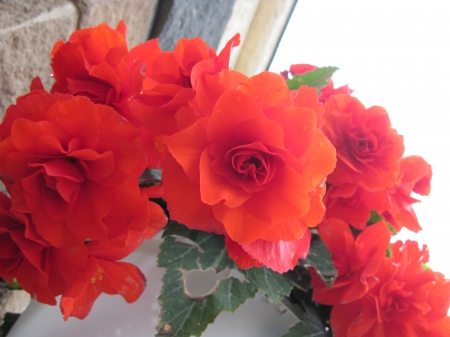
[8,237,298,337]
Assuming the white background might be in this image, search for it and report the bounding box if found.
[270,0,450,277]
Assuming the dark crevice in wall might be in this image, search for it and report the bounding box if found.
[148,0,174,41]
[67,0,83,29]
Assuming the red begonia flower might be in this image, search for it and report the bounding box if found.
[225,231,311,273]
[0,192,88,305]
[162,71,336,272]
[60,256,145,320]
[50,21,160,124]
[400,156,432,196]
[59,201,166,321]
[330,240,450,337]
[323,94,405,191]
[282,63,353,103]
[324,183,390,230]
[0,92,147,247]
[383,155,432,233]
[311,219,391,305]
[129,34,240,136]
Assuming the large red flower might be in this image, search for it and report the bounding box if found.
[0,91,147,247]
[330,240,450,337]
[162,71,336,272]
[0,192,87,305]
[50,21,160,123]
[324,184,390,229]
[383,155,432,232]
[60,200,166,320]
[129,34,240,136]
[323,94,404,191]
[311,219,391,305]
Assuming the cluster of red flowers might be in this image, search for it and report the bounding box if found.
[281,65,449,335]
[1,20,448,333]
[0,22,168,320]
[311,220,450,336]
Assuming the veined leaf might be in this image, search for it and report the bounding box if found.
[243,267,294,304]
[157,222,257,336]
[300,236,337,287]
[157,221,303,336]
[286,66,338,91]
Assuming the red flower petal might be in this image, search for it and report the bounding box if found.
[241,231,311,273]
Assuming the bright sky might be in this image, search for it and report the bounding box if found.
[270,0,450,277]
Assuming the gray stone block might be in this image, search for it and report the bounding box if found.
[0,0,78,118]
[73,0,159,48]
[150,0,236,51]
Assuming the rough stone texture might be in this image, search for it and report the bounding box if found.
[0,0,78,118]
[73,0,159,48]
[150,0,236,51]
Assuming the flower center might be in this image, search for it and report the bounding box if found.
[226,142,285,186]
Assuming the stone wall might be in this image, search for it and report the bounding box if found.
[0,0,159,117]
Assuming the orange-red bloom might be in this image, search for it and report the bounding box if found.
[59,200,166,319]
[383,155,432,232]
[130,34,240,135]
[330,240,450,337]
[162,71,336,272]
[50,21,160,123]
[225,230,311,273]
[311,219,391,305]
[0,192,87,305]
[323,94,404,191]
[0,91,147,247]
[324,184,390,229]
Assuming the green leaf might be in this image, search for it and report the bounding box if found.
[157,266,257,337]
[159,221,235,272]
[283,307,331,337]
[300,236,337,287]
[157,222,258,336]
[285,266,312,292]
[286,66,339,91]
[243,267,294,304]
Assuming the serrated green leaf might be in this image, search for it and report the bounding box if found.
[300,236,337,287]
[286,67,339,91]
[195,232,236,272]
[285,266,312,292]
[243,267,294,304]
[162,221,193,239]
[158,235,202,270]
[159,222,235,272]
[283,307,331,337]
[157,223,258,336]
[157,268,257,337]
